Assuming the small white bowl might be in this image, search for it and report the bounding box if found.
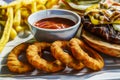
[28,9,81,42]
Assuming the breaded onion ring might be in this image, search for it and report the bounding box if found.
[26,42,65,73]
[69,38,104,70]
[7,43,34,73]
[51,41,84,70]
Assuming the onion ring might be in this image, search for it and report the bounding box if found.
[26,42,65,73]
[7,43,34,73]
[69,38,104,70]
[51,41,84,70]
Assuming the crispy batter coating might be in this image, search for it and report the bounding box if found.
[7,43,34,73]
[26,42,65,73]
[7,38,104,73]
[69,38,104,70]
[51,41,84,70]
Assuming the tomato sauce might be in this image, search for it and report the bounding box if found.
[34,17,75,29]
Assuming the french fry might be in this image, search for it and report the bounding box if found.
[37,0,48,4]
[13,9,21,28]
[1,9,6,15]
[0,7,13,52]
[21,8,30,18]
[10,28,17,40]
[0,0,59,52]
[20,0,35,8]
[31,1,37,13]
[14,1,21,12]
[46,0,59,8]
[37,4,46,10]
[0,21,6,26]
[15,25,24,32]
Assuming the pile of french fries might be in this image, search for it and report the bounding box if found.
[0,0,59,52]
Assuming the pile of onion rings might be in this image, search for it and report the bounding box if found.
[7,38,104,73]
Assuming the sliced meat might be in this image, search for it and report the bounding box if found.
[82,16,120,44]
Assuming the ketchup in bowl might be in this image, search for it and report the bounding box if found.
[34,17,75,29]
[28,9,81,42]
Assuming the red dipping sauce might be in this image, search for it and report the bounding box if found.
[34,17,75,29]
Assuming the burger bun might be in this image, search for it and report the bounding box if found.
[81,31,120,57]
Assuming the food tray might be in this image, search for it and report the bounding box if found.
[1,0,120,80]
[1,34,120,80]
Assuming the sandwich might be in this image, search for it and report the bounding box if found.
[81,2,120,57]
